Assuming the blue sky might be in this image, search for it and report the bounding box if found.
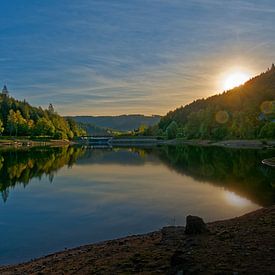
[1,0,275,115]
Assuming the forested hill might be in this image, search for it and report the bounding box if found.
[0,91,85,139]
[154,65,275,139]
[70,115,161,132]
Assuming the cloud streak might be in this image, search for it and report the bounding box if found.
[0,0,274,115]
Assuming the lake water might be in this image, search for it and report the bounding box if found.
[0,145,274,265]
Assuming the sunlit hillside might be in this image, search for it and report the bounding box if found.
[0,89,86,139]
[155,65,275,139]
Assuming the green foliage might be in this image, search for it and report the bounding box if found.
[77,122,111,136]
[0,119,4,134]
[66,118,88,137]
[0,94,86,139]
[34,117,55,136]
[157,67,275,140]
[166,121,178,139]
[259,122,275,138]
[7,109,32,136]
[143,124,164,137]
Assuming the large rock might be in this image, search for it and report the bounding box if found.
[185,215,208,234]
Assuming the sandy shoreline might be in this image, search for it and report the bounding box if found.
[1,206,274,274]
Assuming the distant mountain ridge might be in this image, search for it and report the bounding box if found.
[69,114,161,132]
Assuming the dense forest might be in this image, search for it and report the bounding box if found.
[145,65,275,139]
[0,89,86,139]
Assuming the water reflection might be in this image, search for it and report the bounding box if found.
[151,145,275,206]
[0,146,85,202]
[223,191,253,208]
[0,145,274,264]
[0,145,274,206]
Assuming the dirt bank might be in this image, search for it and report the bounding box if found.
[1,206,274,274]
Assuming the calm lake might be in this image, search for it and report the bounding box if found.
[0,145,274,265]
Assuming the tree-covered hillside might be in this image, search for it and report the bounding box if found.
[150,65,275,139]
[0,89,86,139]
[70,114,161,132]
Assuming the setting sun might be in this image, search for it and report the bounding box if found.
[223,71,250,91]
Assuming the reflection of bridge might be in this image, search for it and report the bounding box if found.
[78,136,113,145]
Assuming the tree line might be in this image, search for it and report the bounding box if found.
[0,94,86,139]
[144,65,275,139]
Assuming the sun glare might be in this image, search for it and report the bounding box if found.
[224,191,253,208]
[223,71,250,91]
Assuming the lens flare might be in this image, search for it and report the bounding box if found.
[260,101,274,114]
[215,110,229,124]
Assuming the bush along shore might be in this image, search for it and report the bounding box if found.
[0,206,274,274]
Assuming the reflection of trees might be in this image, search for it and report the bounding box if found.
[1,145,274,206]
[152,145,275,206]
[0,146,85,202]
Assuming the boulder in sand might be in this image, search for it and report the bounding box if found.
[185,215,208,234]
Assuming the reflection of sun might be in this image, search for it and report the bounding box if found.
[223,71,250,90]
[224,191,252,208]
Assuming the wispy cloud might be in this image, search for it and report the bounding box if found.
[0,0,274,115]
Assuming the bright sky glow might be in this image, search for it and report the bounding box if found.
[223,71,251,90]
[1,0,275,115]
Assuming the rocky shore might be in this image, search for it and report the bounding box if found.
[172,139,275,149]
[1,137,274,150]
[1,206,274,274]
[0,138,71,147]
[111,138,275,149]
